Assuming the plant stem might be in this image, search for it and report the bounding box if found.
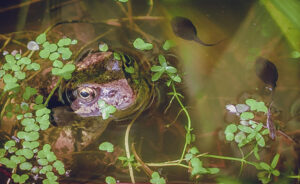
[201,154,257,167]
[171,83,191,162]
[43,76,63,106]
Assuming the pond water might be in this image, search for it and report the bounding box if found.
[0,0,299,183]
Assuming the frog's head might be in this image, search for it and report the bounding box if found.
[64,51,140,118]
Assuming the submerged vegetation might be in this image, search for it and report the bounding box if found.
[0,0,299,184]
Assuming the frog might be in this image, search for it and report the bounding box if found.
[41,49,152,171]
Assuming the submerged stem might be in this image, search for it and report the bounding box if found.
[44,77,63,107]
[171,83,191,162]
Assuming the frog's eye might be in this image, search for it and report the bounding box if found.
[77,87,96,100]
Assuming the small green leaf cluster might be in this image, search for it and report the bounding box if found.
[118,155,135,167]
[151,54,181,86]
[35,33,77,80]
[133,38,153,51]
[98,100,117,120]
[0,54,40,91]
[225,99,270,147]
[150,172,166,184]
[185,147,219,177]
[256,153,280,184]
[99,141,114,152]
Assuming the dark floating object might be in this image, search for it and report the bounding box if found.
[171,16,220,46]
[255,57,278,89]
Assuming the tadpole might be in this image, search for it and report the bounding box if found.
[171,16,221,46]
[255,57,278,90]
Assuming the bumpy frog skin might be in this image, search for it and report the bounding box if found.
[71,78,135,117]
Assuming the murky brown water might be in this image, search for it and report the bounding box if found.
[0,0,299,183]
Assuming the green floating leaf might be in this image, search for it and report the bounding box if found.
[225,124,238,134]
[256,133,265,147]
[207,167,220,174]
[16,148,34,159]
[22,141,39,150]
[191,157,207,176]
[118,0,128,2]
[35,95,44,104]
[0,157,17,168]
[36,107,51,117]
[151,71,163,82]
[3,74,17,83]
[5,54,16,64]
[23,86,37,100]
[57,38,72,47]
[20,162,33,170]
[71,39,78,44]
[259,162,271,171]
[240,112,254,120]
[225,133,234,141]
[15,53,21,60]
[133,38,153,50]
[151,65,164,72]
[150,172,166,184]
[53,60,64,68]
[11,64,20,71]
[36,33,47,44]
[39,49,50,59]
[238,125,253,133]
[105,176,116,184]
[10,155,26,164]
[169,74,181,83]
[234,131,246,143]
[17,57,31,65]
[4,140,16,150]
[58,47,72,60]
[38,158,49,166]
[99,43,109,52]
[189,147,199,155]
[245,99,268,113]
[49,52,60,61]
[48,43,58,52]
[15,71,26,80]
[99,142,114,152]
[26,62,40,71]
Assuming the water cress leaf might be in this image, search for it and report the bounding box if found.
[35,95,44,104]
[29,63,40,70]
[151,71,163,81]
[17,57,31,65]
[271,153,280,169]
[4,140,16,150]
[53,60,64,68]
[20,162,33,170]
[118,0,128,2]
[105,176,116,184]
[23,86,37,100]
[39,48,50,59]
[256,133,265,147]
[36,33,47,44]
[207,167,220,174]
[225,124,237,134]
[170,74,181,83]
[57,38,72,47]
[261,129,269,135]
[5,54,16,64]
[259,162,270,171]
[0,148,6,158]
[225,132,234,141]
[99,43,108,52]
[99,142,114,152]
[189,147,199,154]
[49,52,60,61]
[272,169,280,176]
[71,39,78,44]
[61,63,75,73]
[191,157,207,175]
[38,158,48,166]
[114,52,121,60]
[150,172,166,184]
[234,131,246,143]
[165,66,177,73]
[133,38,153,50]
[58,47,72,60]
[253,145,260,160]
[163,40,175,50]
[4,82,19,91]
[15,71,26,80]
[158,54,167,67]
[151,65,164,72]
[11,64,20,71]
[240,112,254,120]
[238,125,253,133]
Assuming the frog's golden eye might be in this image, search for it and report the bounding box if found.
[77,87,95,99]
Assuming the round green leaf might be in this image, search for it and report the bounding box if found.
[99,142,114,152]
[105,176,116,184]
[36,33,47,44]
[99,43,108,52]
[20,162,33,170]
[49,52,60,61]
